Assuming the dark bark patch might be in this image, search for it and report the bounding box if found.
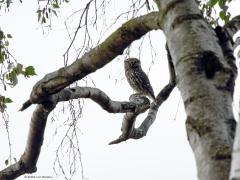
[195,51,223,79]
[184,95,205,108]
[210,144,232,160]
[224,118,236,139]
[70,88,76,92]
[172,14,203,29]
[215,68,235,95]
[121,102,136,112]
[215,26,234,46]
[215,154,231,160]
[41,99,55,111]
[186,116,212,137]
[215,26,237,70]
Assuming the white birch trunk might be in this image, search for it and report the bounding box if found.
[230,117,240,179]
[155,0,236,179]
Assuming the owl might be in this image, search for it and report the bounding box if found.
[124,58,155,101]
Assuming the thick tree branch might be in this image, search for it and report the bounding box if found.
[20,12,160,111]
[214,26,237,95]
[225,15,240,38]
[233,36,240,50]
[223,15,240,57]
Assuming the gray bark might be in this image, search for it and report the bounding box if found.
[230,119,240,180]
[155,0,237,179]
[230,89,240,180]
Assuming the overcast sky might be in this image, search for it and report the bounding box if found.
[0,1,239,180]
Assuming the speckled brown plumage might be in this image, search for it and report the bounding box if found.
[124,58,155,100]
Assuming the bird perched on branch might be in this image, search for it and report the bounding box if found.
[124,58,155,101]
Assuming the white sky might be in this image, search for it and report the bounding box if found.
[0,1,239,180]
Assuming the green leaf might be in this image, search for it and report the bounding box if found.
[36,9,42,13]
[46,12,49,19]
[5,40,9,46]
[53,3,60,8]
[4,97,13,103]
[37,11,42,22]
[0,103,6,112]
[25,66,36,76]
[16,63,23,74]
[218,0,226,9]
[6,34,12,38]
[209,0,219,7]
[219,10,226,20]
[5,160,8,166]
[7,72,18,86]
[0,54,4,63]
[0,96,4,102]
[41,16,46,24]
[52,10,58,17]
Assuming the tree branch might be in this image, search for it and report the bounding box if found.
[0,104,54,179]
[108,95,151,145]
[214,26,237,94]
[233,36,240,50]
[20,12,160,111]
[225,15,240,38]
[51,87,145,113]
[1,86,154,179]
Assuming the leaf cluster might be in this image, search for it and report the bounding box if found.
[37,0,70,24]
[5,63,36,86]
[0,30,12,64]
[0,29,36,111]
[198,0,233,26]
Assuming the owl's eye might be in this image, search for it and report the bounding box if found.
[133,61,138,65]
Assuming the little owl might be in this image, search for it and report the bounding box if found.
[124,58,155,101]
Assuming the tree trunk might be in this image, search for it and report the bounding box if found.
[229,105,240,179]
[155,0,236,179]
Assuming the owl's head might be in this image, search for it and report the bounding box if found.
[124,58,140,69]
